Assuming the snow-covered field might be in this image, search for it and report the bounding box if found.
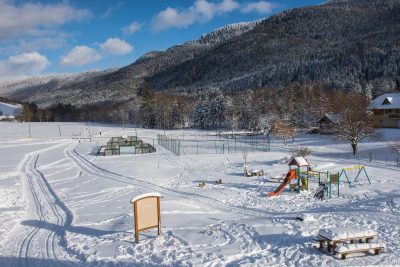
[0,122,400,266]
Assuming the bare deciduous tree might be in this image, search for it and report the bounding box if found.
[274,121,296,145]
[335,94,374,155]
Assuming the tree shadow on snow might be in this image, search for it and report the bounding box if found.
[21,220,120,237]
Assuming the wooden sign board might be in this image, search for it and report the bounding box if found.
[130,192,162,243]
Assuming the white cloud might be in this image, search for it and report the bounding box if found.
[0,1,91,41]
[101,1,124,18]
[100,38,133,55]
[0,52,49,80]
[241,1,275,14]
[151,0,240,32]
[61,46,102,67]
[122,21,141,35]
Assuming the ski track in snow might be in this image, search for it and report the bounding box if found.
[64,142,271,219]
[0,141,82,267]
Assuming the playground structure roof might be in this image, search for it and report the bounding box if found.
[289,157,309,167]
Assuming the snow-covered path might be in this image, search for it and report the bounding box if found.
[0,147,78,266]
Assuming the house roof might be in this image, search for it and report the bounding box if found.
[288,157,309,167]
[367,93,400,110]
[0,101,22,109]
[318,113,341,124]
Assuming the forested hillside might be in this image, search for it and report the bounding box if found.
[147,0,400,97]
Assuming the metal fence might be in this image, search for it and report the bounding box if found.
[156,132,400,167]
[156,133,271,156]
[157,134,181,156]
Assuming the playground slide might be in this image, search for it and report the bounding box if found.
[268,170,297,197]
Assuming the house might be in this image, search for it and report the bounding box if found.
[318,113,341,134]
[0,101,23,120]
[367,93,400,128]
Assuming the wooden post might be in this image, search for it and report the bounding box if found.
[157,197,161,235]
[134,201,139,243]
[329,172,332,199]
[297,166,301,192]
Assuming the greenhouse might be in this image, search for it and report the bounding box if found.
[99,136,156,156]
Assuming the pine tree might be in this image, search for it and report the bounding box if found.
[171,100,181,129]
[139,84,156,128]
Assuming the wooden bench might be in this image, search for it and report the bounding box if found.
[335,243,385,259]
[245,169,264,177]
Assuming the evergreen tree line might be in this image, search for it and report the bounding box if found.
[20,83,369,133]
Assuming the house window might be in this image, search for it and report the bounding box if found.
[0,111,2,116]
[382,97,392,105]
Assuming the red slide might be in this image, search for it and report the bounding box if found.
[268,170,297,197]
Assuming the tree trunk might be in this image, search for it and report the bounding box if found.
[351,143,357,156]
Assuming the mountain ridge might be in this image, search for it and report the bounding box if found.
[1,0,400,107]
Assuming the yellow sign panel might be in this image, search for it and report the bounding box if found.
[131,192,162,243]
[136,197,159,230]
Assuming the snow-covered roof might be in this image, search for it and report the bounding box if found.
[368,93,400,110]
[289,157,309,167]
[0,101,22,109]
[130,192,162,203]
[319,113,341,124]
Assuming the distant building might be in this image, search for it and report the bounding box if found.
[318,113,341,134]
[0,102,23,119]
[367,93,400,128]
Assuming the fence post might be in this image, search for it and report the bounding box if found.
[235,138,237,153]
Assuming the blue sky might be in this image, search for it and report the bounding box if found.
[0,0,323,81]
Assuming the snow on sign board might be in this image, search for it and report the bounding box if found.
[130,192,162,243]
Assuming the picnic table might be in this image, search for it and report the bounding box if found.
[245,169,264,177]
[314,227,384,259]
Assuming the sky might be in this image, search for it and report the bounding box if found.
[0,0,323,81]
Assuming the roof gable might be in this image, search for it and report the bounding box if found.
[382,97,392,105]
[288,157,309,167]
[319,113,341,124]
